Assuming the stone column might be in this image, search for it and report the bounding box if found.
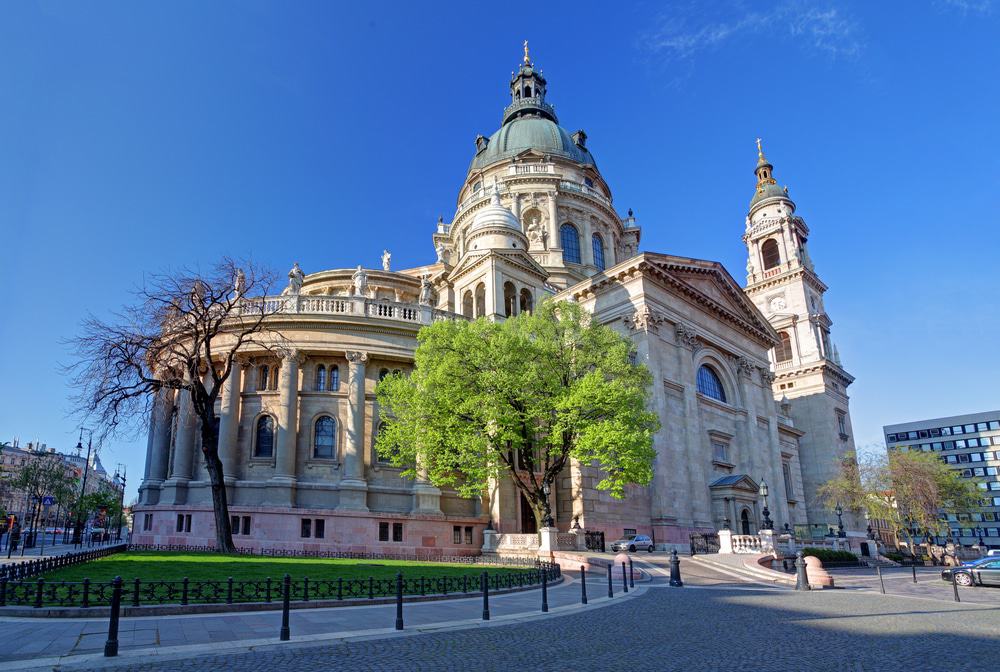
[273,351,301,481]
[170,387,197,482]
[339,351,369,511]
[217,357,245,482]
[547,192,559,248]
[582,218,594,267]
[674,323,706,528]
[512,192,521,221]
[147,388,174,484]
[411,455,442,514]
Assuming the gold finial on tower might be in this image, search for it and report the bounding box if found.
[756,137,764,159]
[523,39,531,66]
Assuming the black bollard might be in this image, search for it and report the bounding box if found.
[669,549,683,587]
[607,564,613,598]
[279,574,291,641]
[104,576,122,657]
[951,568,962,603]
[580,565,588,605]
[481,571,490,621]
[876,564,886,594]
[912,557,918,584]
[621,561,628,593]
[395,572,404,630]
[541,568,548,613]
[629,559,635,588]
[795,551,810,591]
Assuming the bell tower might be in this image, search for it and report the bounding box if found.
[504,41,557,125]
[742,140,861,537]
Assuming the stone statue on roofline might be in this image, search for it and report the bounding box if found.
[286,262,304,295]
[352,265,368,297]
[382,249,391,271]
[419,274,433,306]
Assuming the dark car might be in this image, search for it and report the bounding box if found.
[941,558,1000,587]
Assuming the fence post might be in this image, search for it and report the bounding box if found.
[279,574,291,641]
[541,567,548,613]
[420,576,425,596]
[132,578,140,607]
[303,577,309,602]
[481,571,490,621]
[337,577,343,601]
[607,564,613,598]
[912,556,918,584]
[0,577,6,607]
[580,565,588,605]
[181,577,189,606]
[463,575,468,594]
[621,562,628,593]
[266,577,272,603]
[82,577,91,608]
[34,578,44,608]
[628,559,635,588]
[227,577,234,604]
[368,576,374,600]
[394,572,404,630]
[104,576,122,657]
[951,568,962,603]
[669,549,683,587]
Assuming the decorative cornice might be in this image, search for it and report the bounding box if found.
[733,356,756,379]
[345,351,369,365]
[623,306,666,333]
[675,323,699,349]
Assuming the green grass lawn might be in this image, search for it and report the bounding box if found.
[38,551,528,584]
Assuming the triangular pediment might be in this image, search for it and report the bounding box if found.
[447,246,549,285]
[709,474,759,493]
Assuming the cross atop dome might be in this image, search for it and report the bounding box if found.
[523,39,531,66]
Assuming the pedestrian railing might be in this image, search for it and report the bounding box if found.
[0,543,127,582]
[0,561,561,609]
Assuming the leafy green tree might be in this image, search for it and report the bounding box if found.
[375,300,660,529]
[3,452,76,531]
[819,449,981,553]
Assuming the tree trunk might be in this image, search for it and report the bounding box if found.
[200,422,235,553]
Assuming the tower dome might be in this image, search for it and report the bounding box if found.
[469,190,521,232]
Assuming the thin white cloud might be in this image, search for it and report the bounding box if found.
[641,1,862,63]
[939,0,993,13]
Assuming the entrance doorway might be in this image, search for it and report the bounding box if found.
[519,492,537,533]
[740,509,751,535]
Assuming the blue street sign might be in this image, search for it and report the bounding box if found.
[41,496,56,506]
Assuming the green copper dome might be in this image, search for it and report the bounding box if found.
[749,180,788,208]
[470,116,596,171]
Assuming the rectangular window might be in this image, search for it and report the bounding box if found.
[956,440,967,449]
[231,515,240,534]
[972,453,983,462]
[932,442,942,451]
[886,433,897,442]
[930,428,942,437]
[977,422,988,432]
[965,424,976,433]
[177,514,184,532]
[392,522,403,542]
[988,467,998,476]
[944,441,955,450]
[959,454,970,463]
[947,455,958,464]
[908,431,919,440]
[453,525,462,544]
[712,441,729,463]
[314,519,325,539]
[993,497,1000,506]
[942,427,952,436]
[624,528,637,537]
[465,526,473,544]
[143,514,153,531]
[185,514,192,533]
[989,421,1000,431]
[975,467,986,476]
[953,426,964,435]
[242,516,251,535]
[782,462,794,498]
[994,437,1000,445]
[301,519,312,538]
[379,522,390,542]
[918,429,928,439]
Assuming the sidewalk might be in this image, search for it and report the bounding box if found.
[2,540,121,565]
[0,566,647,669]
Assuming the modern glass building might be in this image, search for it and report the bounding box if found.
[884,410,1000,550]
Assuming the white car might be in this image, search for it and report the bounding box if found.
[610,534,654,553]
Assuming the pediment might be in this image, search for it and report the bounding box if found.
[709,474,759,493]
[447,246,548,284]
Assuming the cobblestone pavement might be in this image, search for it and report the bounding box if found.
[826,565,1000,605]
[62,584,1000,672]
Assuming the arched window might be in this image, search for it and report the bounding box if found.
[254,416,274,457]
[474,283,486,318]
[696,365,727,403]
[561,224,581,263]
[524,85,532,98]
[269,363,279,391]
[329,365,340,391]
[519,288,533,315]
[258,365,269,392]
[775,331,793,363]
[315,364,327,391]
[379,368,390,381]
[503,282,517,317]
[313,416,336,459]
[761,239,781,270]
[462,290,474,318]
[592,233,605,271]
[374,422,393,464]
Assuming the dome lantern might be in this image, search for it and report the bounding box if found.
[503,40,556,126]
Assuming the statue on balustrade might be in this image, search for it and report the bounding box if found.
[352,265,368,297]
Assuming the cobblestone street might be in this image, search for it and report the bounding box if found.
[59,581,1000,672]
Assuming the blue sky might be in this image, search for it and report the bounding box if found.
[2,1,998,502]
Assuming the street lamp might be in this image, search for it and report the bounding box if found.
[758,479,773,530]
[540,481,554,529]
[976,526,985,547]
[72,428,94,546]
[114,465,127,543]
[834,502,846,538]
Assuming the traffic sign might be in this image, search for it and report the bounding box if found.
[41,496,56,507]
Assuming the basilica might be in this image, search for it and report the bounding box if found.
[133,46,859,554]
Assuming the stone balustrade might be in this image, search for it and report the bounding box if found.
[496,533,540,550]
[240,295,465,327]
[558,180,611,206]
[730,534,764,554]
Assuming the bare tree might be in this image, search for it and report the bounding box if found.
[67,258,281,553]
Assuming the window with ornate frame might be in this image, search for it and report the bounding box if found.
[696,365,727,403]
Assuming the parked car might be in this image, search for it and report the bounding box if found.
[941,557,1000,587]
[610,534,654,553]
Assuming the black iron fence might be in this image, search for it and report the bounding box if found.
[584,531,605,553]
[0,562,561,609]
[688,533,720,555]
[0,543,127,582]
[126,544,535,566]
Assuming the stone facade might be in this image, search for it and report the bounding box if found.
[132,49,858,553]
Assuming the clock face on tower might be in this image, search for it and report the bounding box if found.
[769,296,787,312]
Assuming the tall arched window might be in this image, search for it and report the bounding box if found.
[315,364,327,391]
[592,233,605,270]
[761,239,781,270]
[313,416,336,459]
[374,422,393,464]
[474,283,486,318]
[503,282,517,317]
[379,368,390,381]
[462,290,474,318]
[257,365,269,391]
[561,224,581,263]
[329,365,340,391]
[519,288,533,315]
[696,365,727,403]
[775,331,793,363]
[254,416,274,457]
[269,363,280,391]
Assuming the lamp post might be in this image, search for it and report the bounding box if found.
[976,526,985,547]
[758,479,773,530]
[541,481,554,529]
[114,465,127,543]
[834,502,846,538]
[72,428,94,546]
